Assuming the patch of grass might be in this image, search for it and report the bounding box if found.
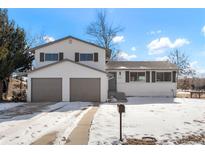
[123,137,157,145]
[174,134,205,145]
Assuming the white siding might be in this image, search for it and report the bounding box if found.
[108,70,177,97]
[34,38,106,70]
[28,61,108,102]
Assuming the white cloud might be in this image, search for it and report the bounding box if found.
[147,37,190,55]
[131,46,136,51]
[149,30,162,35]
[190,61,205,77]
[43,35,55,43]
[116,51,137,61]
[201,25,205,36]
[155,56,169,61]
[112,36,124,43]
[190,61,198,68]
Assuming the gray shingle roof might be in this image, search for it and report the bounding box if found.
[27,36,106,53]
[106,61,178,70]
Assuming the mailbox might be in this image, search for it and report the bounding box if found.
[117,103,125,141]
[117,104,125,113]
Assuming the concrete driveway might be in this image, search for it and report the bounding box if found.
[0,102,93,144]
[0,102,56,122]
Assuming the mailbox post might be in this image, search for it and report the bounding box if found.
[117,104,125,141]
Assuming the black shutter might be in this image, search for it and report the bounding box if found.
[75,52,79,62]
[146,71,150,83]
[152,71,156,83]
[40,53,44,62]
[125,71,129,83]
[94,53,98,62]
[172,71,176,83]
[59,52,64,61]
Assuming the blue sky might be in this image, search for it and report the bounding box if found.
[7,8,205,76]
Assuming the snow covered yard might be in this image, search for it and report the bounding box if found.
[0,102,93,145]
[88,97,205,145]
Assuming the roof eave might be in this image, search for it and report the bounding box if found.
[26,36,106,53]
[28,58,108,75]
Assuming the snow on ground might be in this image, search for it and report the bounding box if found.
[88,97,205,145]
[0,103,24,111]
[0,102,92,145]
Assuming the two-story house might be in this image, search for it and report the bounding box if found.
[27,36,178,102]
[27,36,108,102]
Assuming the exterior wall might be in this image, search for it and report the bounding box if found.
[28,61,108,102]
[34,38,106,71]
[108,70,177,97]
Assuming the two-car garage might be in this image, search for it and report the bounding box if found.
[31,78,101,102]
[28,59,108,102]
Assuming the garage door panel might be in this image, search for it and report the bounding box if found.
[31,78,62,102]
[70,78,100,102]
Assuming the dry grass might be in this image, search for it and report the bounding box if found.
[123,137,157,145]
[123,134,205,145]
[176,92,191,98]
[174,134,205,145]
[176,91,205,99]
[6,78,26,101]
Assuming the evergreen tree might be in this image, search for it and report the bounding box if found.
[0,9,33,100]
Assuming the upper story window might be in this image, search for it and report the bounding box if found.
[45,53,59,61]
[80,53,93,61]
[156,72,171,82]
[130,72,145,82]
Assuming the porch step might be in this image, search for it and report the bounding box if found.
[108,91,127,102]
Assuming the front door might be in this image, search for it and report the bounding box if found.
[108,72,117,92]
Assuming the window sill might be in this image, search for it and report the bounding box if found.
[44,60,58,62]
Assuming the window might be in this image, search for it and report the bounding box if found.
[130,72,145,82]
[157,72,171,82]
[157,72,163,82]
[45,53,58,61]
[80,53,93,61]
[164,72,171,81]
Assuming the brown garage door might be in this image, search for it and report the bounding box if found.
[31,78,62,102]
[70,78,100,102]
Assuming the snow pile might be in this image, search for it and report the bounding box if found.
[0,102,92,145]
[0,103,24,111]
[89,97,205,145]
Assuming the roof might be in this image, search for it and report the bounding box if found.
[106,61,178,70]
[28,59,107,74]
[27,36,106,53]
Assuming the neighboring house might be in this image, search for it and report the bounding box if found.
[27,36,178,102]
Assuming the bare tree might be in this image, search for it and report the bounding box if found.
[86,10,124,59]
[26,31,45,48]
[168,49,196,77]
